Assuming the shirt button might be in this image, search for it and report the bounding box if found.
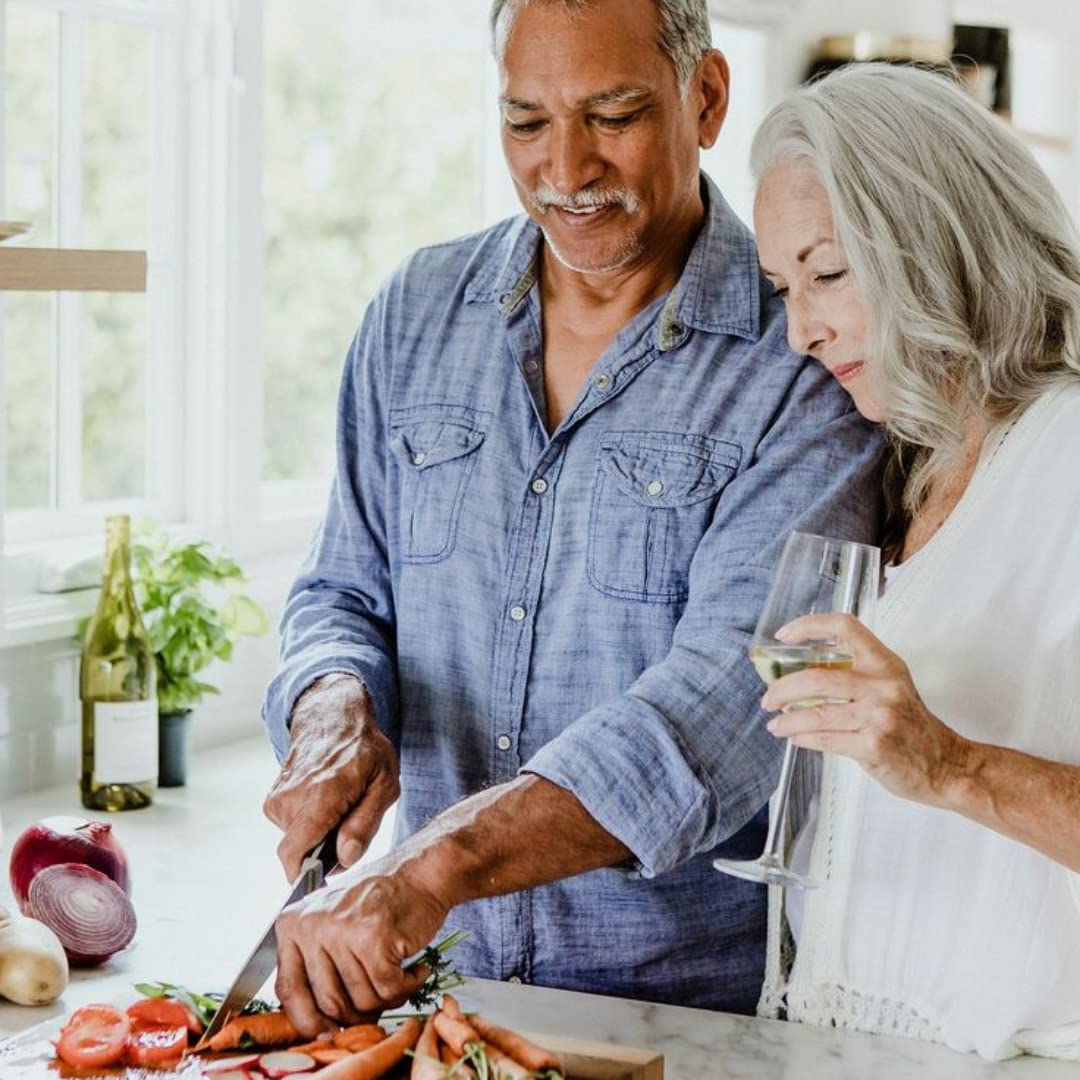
[593,372,612,391]
[646,480,664,497]
[412,452,427,466]
[509,604,527,622]
[507,975,523,984]
[524,359,540,374]
[496,734,512,751]
[531,478,548,495]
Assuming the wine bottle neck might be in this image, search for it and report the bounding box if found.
[101,517,135,596]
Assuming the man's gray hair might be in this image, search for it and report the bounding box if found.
[751,63,1080,518]
[489,0,712,96]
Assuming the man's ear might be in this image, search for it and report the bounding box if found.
[696,49,730,150]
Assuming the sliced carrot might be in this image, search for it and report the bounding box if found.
[332,1024,386,1051]
[312,1018,422,1080]
[206,1011,300,1053]
[469,1014,562,1074]
[311,1047,353,1065]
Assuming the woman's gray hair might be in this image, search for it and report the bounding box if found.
[489,0,712,97]
[752,63,1080,525]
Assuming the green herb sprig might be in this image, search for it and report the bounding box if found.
[133,981,274,1028]
[404,929,468,1010]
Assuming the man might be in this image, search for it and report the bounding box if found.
[262,0,882,1036]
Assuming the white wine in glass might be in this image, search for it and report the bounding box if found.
[714,530,880,889]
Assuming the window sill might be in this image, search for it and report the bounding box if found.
[0,589,97,650]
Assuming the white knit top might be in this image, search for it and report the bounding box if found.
[759,382,1080,1061]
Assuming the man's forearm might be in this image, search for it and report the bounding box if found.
[368,775,632,905]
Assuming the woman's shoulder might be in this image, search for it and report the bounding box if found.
[1002,380,1080,461]
[984,381,1080,514]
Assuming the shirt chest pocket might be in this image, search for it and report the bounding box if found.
[390,409,487,563]
[588,432,740,603]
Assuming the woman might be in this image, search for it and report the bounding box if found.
[750,63,1080,1061]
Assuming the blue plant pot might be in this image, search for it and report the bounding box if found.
[158,710,192,787]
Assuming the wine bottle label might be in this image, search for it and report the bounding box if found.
[92,701,158,784]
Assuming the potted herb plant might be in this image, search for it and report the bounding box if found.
[80,525,269,786]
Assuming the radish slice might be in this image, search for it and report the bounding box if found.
[203,1055,261,1074]
[258,1050,318,1076]
[27,863,136,965]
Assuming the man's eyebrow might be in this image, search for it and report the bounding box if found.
[580,86,651,108]
[500,87,652,112]
[501,96,541,112]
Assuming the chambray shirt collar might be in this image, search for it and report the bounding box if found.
[463,172,762,347]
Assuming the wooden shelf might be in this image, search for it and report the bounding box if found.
[0,247,147,292]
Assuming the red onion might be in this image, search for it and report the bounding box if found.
[27,863,137,966]
[9,816,130,915]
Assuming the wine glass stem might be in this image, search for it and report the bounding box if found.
[763,738,800,859]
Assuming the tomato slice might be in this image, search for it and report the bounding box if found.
[127,996,203,1034]
[125,1024,190,1067]
[55,1005,132,1069]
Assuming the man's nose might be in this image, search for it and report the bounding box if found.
[785,293,830,357]
[543,121,605,195]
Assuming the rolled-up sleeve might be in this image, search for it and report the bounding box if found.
[261,297,399,763]
[523,362,883,877]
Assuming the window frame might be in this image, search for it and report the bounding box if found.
[2,0,186,548]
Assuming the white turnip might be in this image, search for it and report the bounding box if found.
[0,904,69,1005]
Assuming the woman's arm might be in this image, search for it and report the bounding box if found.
[763,613,1080,873]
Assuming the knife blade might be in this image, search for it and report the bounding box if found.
[195,826,340,1051]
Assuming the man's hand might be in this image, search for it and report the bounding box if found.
[263,674,400,880]
[274,857,447,1036]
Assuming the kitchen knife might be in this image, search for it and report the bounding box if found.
[194,825,340,1051]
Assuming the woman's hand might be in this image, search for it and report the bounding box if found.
[761,613,972,807]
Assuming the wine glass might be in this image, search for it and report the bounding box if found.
[713,531,880,889]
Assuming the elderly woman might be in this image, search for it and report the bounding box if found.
[749,63,1080,1060]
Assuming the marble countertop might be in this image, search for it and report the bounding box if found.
[0,736,1073,1078]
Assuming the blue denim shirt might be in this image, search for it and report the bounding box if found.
[263,175,883,1013]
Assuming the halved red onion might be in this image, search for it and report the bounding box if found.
[10,816,131,916]
[27,862,137,966]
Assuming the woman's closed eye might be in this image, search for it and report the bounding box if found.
[771,269,848,301]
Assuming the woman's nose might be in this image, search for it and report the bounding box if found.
[785,293,830,357]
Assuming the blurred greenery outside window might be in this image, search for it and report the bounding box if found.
[3,1,157,525]
[261,1,488,485]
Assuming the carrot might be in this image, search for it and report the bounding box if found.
[432,1013,530,1080]
[332,1024,386,1051]
[206,1011,300,1052]
[439,1041,476,1079]
[441,993,465,1020]
[409,1015,442,1080]
[431,1012,481,1058]
[313,1018,422,1080]
[311,1047,353,1065]
[469,1013,562,1074]
[290,1038,336,1054]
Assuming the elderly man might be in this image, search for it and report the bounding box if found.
[262,0,881,1035]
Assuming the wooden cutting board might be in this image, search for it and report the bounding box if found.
[0,1023,663,1080]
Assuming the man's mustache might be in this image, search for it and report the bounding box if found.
[528,185,641,215]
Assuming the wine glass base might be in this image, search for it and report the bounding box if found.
[713,854,818,890]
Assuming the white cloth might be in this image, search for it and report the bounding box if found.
[762,382,1080,1060]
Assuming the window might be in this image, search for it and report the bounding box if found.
[2,0,184,549]
[259,0,492,508]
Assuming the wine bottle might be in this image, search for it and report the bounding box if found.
[80,515,157,811]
